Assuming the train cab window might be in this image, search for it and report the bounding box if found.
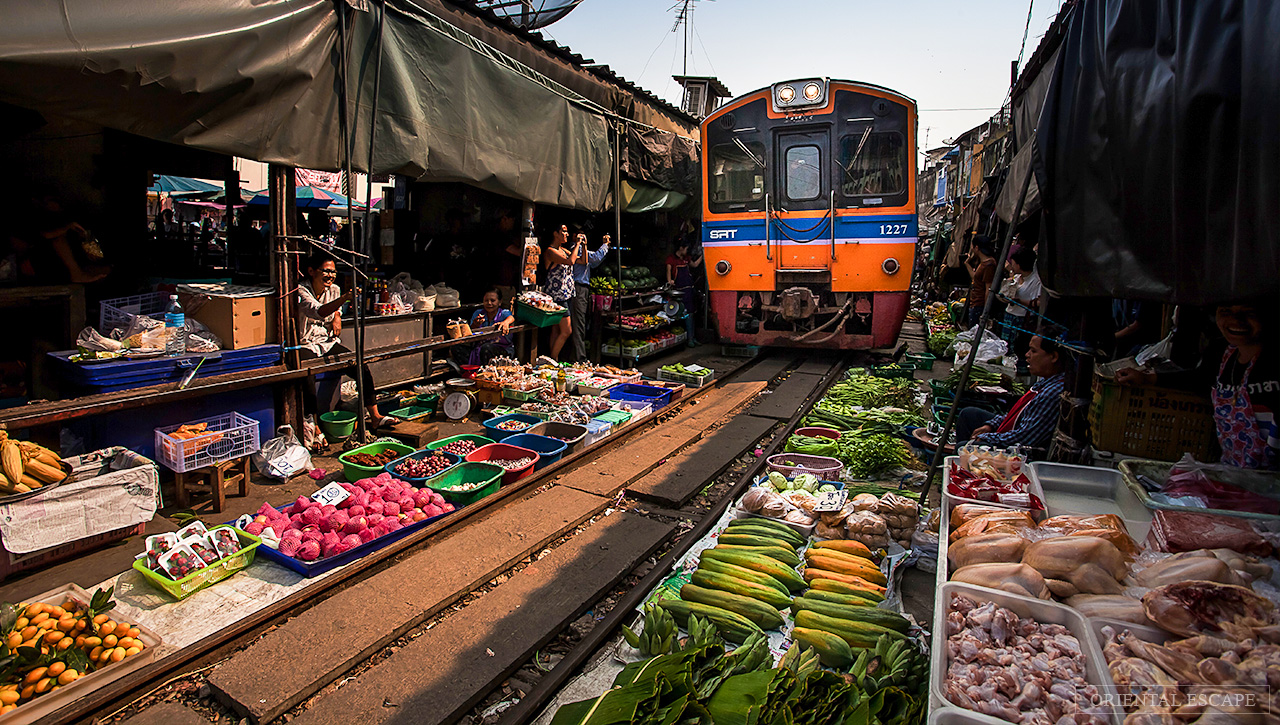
[784,145,821,201]
[709,142,765,208]
[838,132,905,198]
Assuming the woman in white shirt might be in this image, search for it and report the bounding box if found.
[998,245,1043,364]
[297,252,391,426]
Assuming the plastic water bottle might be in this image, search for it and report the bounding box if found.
[164,294,186,356]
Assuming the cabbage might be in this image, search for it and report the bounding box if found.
[794,474,819,493]
[818,483,837,493]
[757,480,777,493]
[767,471,788,489]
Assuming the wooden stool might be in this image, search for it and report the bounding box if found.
[173,456,250,513]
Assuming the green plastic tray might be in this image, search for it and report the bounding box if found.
[514,301,568,328]
[904,353,937,371]
[423,462,504,505]
[339,441,416,482]
[388,403,436,421]
[594,409,632,426]
[132,528,261,600]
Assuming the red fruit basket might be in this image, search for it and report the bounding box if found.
[465,442,539,485]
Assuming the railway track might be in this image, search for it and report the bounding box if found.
[81,350,868,725]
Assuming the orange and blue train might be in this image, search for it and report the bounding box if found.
[701,78,917,349]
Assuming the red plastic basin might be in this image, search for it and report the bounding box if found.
[795,426,842,440]
[464,442,538,485]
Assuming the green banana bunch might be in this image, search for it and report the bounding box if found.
[683,614,720,651]
[778,640,822,678]
[622,602,677,656]
[850,634,926,695]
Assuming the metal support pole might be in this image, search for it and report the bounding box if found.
[613,124,625,368]
[270,164,303,433]
[919,143,1036,503]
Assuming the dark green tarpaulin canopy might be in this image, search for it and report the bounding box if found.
[0,0,617,211]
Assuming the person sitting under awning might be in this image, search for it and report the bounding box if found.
[955,336,1070,451]
[1117,303,1277,470]
[452,288,515,366]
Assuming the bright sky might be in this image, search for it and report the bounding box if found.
[545,0,1062,153]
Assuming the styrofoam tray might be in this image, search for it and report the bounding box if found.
[941,455,1047,522]
[1030,462,1154,541]
[2,584,162,725]
[932,582,1121,725]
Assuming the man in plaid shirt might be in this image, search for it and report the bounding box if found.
[956,336,1070,451]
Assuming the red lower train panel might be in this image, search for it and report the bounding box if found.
[710,291,909,350]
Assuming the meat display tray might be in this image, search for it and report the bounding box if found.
[1030,462,1154,540]
[930,582,1121,724]
[941,455,1047,522]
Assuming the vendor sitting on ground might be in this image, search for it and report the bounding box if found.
[297,252,392,427]
[451,288,515,366]
[1117,302,1277,470]
[954,335,1069,451]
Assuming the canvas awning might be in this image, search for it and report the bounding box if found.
[0,0,616,211]
[1036,0,1280,304]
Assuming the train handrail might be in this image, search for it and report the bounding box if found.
[829,191,837,261]
[764,193,772,261]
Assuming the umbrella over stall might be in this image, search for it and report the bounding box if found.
[246,184,343,209]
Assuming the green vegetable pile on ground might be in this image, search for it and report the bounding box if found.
[942,366,1024,394]
[818,374,918,412]
[550,632,926,725]
[835,432,916,478]
[927,330,956,358]
[784,434,839,458]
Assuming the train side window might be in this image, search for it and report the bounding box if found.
[784,145,821,201]
[709,142,765,208]
[838,132,905,198]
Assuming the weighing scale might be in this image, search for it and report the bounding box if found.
[442,391,474,420]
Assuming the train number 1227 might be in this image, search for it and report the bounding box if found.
[878,223,909,235]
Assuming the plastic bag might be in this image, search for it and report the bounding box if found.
[1163,453,1280,514]
[76,327,123,352]
[910,520,939,573]
[251,425,313,481]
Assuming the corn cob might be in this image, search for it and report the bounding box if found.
[0,441,22,483]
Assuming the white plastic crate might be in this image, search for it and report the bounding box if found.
[155,412,261,473]
[100,291,170,333]
[610,399,652,420]
[584,419,612,446]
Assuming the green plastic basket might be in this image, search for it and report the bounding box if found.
[339,441,416,482]
[514,301,568,328]
[319,410,357,439]
[904,353,937,371]
[423,462,504,505]
[424,434,495,457]
[132,527,261,600]
[870,365,914,379]
[388,400,436,421]
[594,409,632,426]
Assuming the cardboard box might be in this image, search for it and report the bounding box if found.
[190,294,277,349]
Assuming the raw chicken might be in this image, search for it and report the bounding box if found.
[1065,594,1152,625]
[1141,581,1276,637]
[948,531,1028,569]
[1022,536,1128,596]
[949,509,1037,542]
[1133,554,1245,588]
[951,562,1052,599]
[944,593,1109,724]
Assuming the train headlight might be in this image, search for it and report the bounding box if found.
[882,258,900,275]
[778,85,795,103]
[715,260,732,276]
[803,83,821,101]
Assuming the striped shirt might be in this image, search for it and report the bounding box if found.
[975,373,1066,450]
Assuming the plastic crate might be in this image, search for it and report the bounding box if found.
[482,413,541,441]
[870,365,914,379]
[642,379,685,401]
[465,442,539,485]
[904,353,937,371]
[338,441,416,482]
[384,450,462,484]
[425,434,495,456]
[607,382,673,410]
[610,400,652,420]
[422,462,504,505]
[99,291,169,332]
[503,385,548,402]
[502,433,568,471]
[594,409,632,426]
[657,367,714,387]
[132,527,261,600]
[514,300,568,328]
[577,377,618,396]
[526,421,588,454]
[1088,376,1215,460]
[584,419,612,445]
[155,412,261,473]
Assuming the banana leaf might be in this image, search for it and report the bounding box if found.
[698,633,770,699]
[550,674,674,725]
[706,668,796,725]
